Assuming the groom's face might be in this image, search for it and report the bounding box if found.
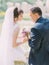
[30,11,35,21]
[30,11,39,22]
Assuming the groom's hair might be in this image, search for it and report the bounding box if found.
[14,7,19,18]
[30,7,42,16]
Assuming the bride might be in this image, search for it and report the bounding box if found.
[0,7,26,65]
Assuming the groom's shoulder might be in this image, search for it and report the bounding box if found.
[31,22,43,30]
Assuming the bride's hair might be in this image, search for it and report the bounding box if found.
[14,7,19,18]
[18,10,23,15]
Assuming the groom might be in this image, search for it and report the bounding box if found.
[24,7,49,65]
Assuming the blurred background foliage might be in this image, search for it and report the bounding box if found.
[0,0,46,19]
[0,0,46,11]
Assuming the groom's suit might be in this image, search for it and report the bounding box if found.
[28,17,49,65]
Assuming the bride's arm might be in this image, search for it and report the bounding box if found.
[13,28,20,48]
[13,29,26,48]
[13,29,29,48]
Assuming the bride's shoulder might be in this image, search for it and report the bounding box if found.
[14,23,20,31]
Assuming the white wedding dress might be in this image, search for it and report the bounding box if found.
[0,7,26,65]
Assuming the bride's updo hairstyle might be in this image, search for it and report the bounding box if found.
[14,7,19,18]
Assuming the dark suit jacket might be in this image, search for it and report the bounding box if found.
[28,17,49,65]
